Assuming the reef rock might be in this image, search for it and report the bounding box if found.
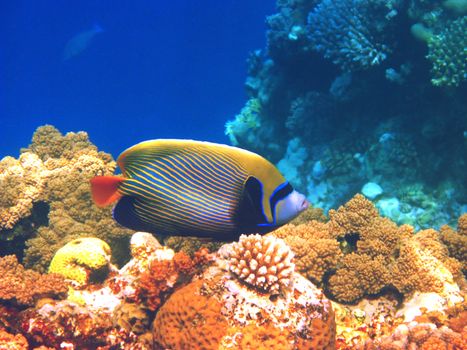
[153,235,336,350]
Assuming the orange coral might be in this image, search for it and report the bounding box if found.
[221,323,290,350]
[0,328,29,350]
[137,251,197,311]
[153,279,229,350]
[0,255,67,307]
[154,241,336,350]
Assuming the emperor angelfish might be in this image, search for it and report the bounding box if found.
[90,139,309,240]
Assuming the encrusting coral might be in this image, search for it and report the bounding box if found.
[227,234,295,294]
[48,237,112,286]
[0,255,68,307]
[0,125,134,271]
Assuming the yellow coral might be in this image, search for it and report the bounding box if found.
[49,237,111,286]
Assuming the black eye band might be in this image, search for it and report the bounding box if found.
[270,182,294,215]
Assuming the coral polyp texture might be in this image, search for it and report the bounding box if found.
[154,235,336,350]
[227,234,294,294]
[271,194,465,304]
[0,125,133,271]
[48,237,112,286]
[0,255,67,307]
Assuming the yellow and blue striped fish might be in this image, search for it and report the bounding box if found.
[91,139,309,239]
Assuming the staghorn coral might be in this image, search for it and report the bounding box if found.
[227,234,295,294]
[48,237,112,286]
[154,237,336,349]
[0,255,67,307]
[0,125,134,271]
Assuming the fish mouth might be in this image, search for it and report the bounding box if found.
[300,199,310,211]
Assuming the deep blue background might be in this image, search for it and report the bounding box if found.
[0,0,275,158]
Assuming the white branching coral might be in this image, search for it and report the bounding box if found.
[228,234,295,294]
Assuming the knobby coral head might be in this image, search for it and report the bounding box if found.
[226,233,295,294]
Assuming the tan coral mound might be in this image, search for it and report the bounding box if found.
[153,235,336,350]
[228,234,294,294]
[440,213,467,272]
[0,255,67,306]
[271,194,465,304]
[0,125,134,271]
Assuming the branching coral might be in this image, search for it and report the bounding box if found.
[48,237,112,286]
[427,16,467,86]
[0,125,134,271]
[307,0,396,71]
[227,234,295,294]
[0,255,67,307]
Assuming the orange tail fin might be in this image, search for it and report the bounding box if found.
[90,176,124,207]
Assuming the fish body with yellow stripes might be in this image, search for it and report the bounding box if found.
[91,139,309,240]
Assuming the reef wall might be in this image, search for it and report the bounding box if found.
[225,0,467,230]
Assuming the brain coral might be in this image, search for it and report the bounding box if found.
[48,237,112,286]
[227,234,295,294]
[271,194,465,304]
[0,125,134,271]
[153,235,336,350]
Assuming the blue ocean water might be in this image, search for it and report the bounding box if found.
[0,0,275,159]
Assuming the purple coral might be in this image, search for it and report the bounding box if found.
[307,0,396,71]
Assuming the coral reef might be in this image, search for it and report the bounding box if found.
[271,194,465,304]
[0,255,67,307]
[307,0,395,71]
[426,15,467,86]
[225,0,467,229]
[227,234,295,294]
[48,237,112,286]
[154,235,336,350]
[0,125,133,271]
